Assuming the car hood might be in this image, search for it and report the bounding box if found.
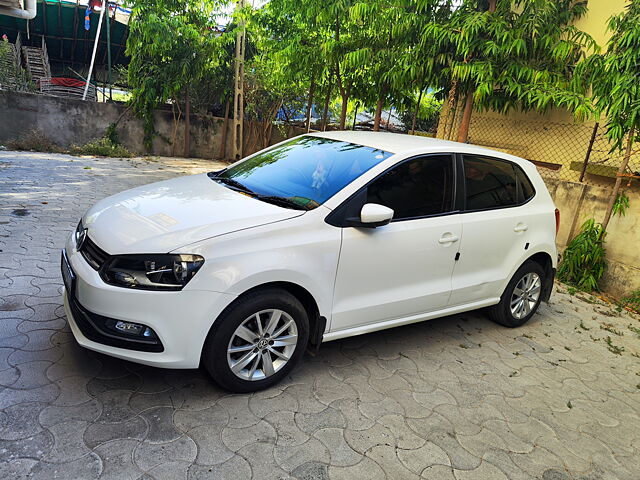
[82,173,305,254]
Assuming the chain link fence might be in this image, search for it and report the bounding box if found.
[438,104,640,189]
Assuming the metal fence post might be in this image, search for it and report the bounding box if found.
[579,122,599,182]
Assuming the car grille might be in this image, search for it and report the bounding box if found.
[80,236,110,270]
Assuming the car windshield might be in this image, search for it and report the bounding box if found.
[213,136,392,209]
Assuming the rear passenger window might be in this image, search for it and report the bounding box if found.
[463,156,518,210]
[366,155,454,220]
[516,166,536,203]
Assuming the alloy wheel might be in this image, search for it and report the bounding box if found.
[227,309,298,381]
[510,272,542,320]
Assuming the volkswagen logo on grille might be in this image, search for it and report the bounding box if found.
[76,227,88,250]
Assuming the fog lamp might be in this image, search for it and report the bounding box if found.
[115,321,145,335]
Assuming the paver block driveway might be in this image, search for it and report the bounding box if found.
[1,150,639,479]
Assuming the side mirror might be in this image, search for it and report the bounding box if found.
[347,203,394,228]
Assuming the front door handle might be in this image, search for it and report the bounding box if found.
[438,233,459,244]
[514,223,528,233]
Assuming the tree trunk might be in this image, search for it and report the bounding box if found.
[457,91,474,143]
[218,99,230,160]
[352,102,359,130]
[321,79,332,131]
[386,107,392,131]
[183,88,190,158]
[373,84,388,132]
[305,77,316,133]
[114,104,132,127]
[446,92,460,140]
[454,2,493,144]
[339,94,349,130]
[171,101,182,157]
[411,86,425,134]
[443,81,458,140]
[602,127,635,230]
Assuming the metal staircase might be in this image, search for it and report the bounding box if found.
[21,36,51,84]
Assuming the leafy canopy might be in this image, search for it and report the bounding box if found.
[577,0,640,149]
[125,0,231,148]
[422,0,597,116]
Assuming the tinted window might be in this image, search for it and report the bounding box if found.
[366,155,454,220]
[516,166,535,203]
[218,136,392,208]
[464,156,518,210]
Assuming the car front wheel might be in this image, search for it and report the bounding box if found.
[488,260,546,327]
[202,288,309,392]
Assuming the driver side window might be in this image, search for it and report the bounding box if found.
[365,155,455,221]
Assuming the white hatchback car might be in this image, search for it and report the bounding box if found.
[62,131,558,392]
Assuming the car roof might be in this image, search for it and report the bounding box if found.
[306,130,530,166]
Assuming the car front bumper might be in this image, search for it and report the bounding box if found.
[62,235,236,369]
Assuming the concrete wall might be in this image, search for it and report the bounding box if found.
[548,178,640,299]
[0,90,302,159]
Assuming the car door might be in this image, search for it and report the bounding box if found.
[449,154,535,306]
[329,154,462,332]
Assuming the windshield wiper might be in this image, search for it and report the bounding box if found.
[208,173,312,211]
[253,195,312,211]
[208,173,255,195]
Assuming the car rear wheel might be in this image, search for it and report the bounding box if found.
[488,261,545,328]
[202,288,309,392]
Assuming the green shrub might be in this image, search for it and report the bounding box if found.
[612,191,630,217]
[557,218,607,292]
[6,129,63,153]
[70,137,132,158]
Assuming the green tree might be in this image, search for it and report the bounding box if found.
[398,91,443,133]
[258,0,330,131]
[125,0,230,152]
[346,0,453,131]
[425,0,596,143]
[577,1,640,229]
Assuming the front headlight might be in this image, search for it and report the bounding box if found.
[74,220,87,250]
[101,254,205,291]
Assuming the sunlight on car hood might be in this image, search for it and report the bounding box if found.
[83,173,304,254]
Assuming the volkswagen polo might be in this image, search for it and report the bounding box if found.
[61,131,558,392]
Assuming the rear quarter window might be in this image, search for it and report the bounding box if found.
[515,166,536,203]
[463,156,518,210]
[463,155,535,211]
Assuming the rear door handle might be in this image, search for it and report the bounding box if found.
[438,233,459,244]
[514,223,528,233]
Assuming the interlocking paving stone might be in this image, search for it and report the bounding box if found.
[1,150,640,479]
[93,438,143,480]
[84,415,148,449]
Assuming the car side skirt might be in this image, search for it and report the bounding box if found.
[322,297,500,343]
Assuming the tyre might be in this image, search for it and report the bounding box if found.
[488,260,546,328]
[202,288,309,393]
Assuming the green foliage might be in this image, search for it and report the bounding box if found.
[0,37,33,92]
[125,0,232,149]
[558,219,607,292]
[398,91,443,132]
[612,191,630,217]
[105,123,119,145]
[70,138,132,158]
[577,1,640,149]
[428,0,597,117]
